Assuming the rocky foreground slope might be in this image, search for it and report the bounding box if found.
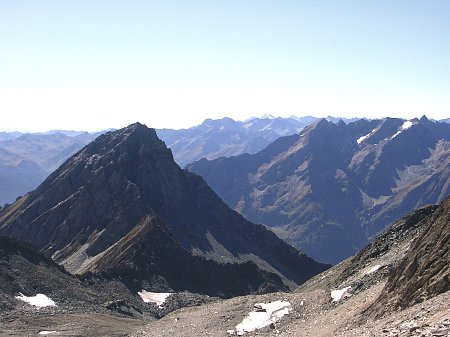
[1,195,448,336]
[129,195,449,337]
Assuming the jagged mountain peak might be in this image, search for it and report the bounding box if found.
[82,122,168,156]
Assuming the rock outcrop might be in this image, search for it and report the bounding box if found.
[367,195,450,316]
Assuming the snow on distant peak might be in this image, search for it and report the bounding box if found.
[229,300,291,335]
[15,293,56,307]
[243,121,255,129]
[357,129,376,145]
[331,286,352,302]
[391,120,416,139]
[258,124,272,132]
[138,291,171,307]
[261,113,276,119]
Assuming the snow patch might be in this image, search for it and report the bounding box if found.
[331,286,352,302]
[15,293,56,307]
[391,120,415,139]
[258,125,272,132]
[137,291,171,307]
[262,113,276,119]
[357,133,371,145]
[230,300,291,336]
[357,128,377,144]
[366,264,382,274]
[243,122,254,129]
[38,331,57,335]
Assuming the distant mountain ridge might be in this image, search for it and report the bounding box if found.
[0,117,355,205]
[187,116,450,264]
[157,116,363,168]
[0,131,102,205]
[156,116,311,167]
[0,123,328,297]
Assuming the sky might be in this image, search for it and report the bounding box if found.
[1,0,449,131]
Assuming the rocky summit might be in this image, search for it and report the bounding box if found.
[187,116,450,264]
[0,123,328,297]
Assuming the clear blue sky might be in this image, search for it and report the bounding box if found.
[1,0,449,131]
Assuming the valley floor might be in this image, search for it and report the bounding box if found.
[1,284,448,337]
[129,284,449,337]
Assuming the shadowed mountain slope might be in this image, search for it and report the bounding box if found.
[0,123,328,297]
[0,236,100,313]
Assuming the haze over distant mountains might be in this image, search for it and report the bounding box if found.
[0,131,101,205]
[157,115,322,167]
[0,116,356,206]
[187,116,450,264]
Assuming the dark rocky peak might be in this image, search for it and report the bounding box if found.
[357,118,404,145]
[416,116,450,140]
[309,117,332,129]
[349,118,379,138]
[82,122,169,157]
[294,118,356,167]
[301,118,359,141]
[336,119,347,128]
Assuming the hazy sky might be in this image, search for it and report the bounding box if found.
[1,0,449,131]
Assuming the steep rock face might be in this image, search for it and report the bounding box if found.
[86,215,288,297]
[187,117,450,264]
[0,123,328,296]
[367,196,450,315]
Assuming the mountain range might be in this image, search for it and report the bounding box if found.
[0,116,356,207]
[0,121,448,336]
[187,116,450,264]
[156,116,314,167]
[0,131,101,205]
[0,123,328,298]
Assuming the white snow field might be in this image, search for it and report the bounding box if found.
[15,293,56,307]
[391,120,415,139]
[331,286,352,302]
[137,291,171,307]
[230,300,292,335]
